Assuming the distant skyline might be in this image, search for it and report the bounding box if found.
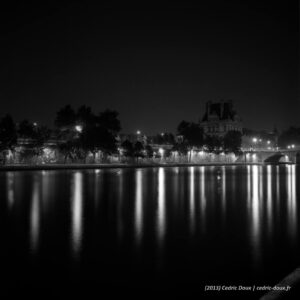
[1,1,299,134]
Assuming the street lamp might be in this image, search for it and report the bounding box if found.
[137,130,141,135]
[75,125,83,133]
[159,148,164,161]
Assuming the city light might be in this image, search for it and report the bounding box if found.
[75,125,83,133]
[252,138,257,143]
[137,130,141,135]
[267,140,270,144]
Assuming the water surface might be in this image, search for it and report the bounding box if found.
[0,165,299,298]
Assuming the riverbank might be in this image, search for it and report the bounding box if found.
[0,161,294,171]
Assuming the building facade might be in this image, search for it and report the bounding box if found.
[200,100,243,137]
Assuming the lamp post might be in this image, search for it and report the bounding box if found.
[159,148,164,163]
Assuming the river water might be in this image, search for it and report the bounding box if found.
[0,165,299,298]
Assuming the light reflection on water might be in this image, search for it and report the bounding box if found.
[71,172,83,258]
[189,167,195,235]
[1,165,300,291]
[199,166,206,232]
[30,176,40,254]
[287,165,297,240]
[135,169,143,245]
[6,172,15,209]
[157,167,166,247]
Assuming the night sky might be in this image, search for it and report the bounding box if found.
[1,1,299,134]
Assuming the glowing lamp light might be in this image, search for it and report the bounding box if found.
[137,130,141,135]
[75,125,83,133]
[159,148,164,155]
[252,138,257,143]
[292,144,295,149]
[267,141,271,144]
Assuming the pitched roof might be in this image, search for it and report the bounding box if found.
[201,102,238,122]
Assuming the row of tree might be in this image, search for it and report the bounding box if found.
[2,105,297,164]
[0,105,122,163]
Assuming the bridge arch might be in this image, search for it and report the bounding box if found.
[264,153,284,164]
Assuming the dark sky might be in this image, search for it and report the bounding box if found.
[1,1,299,134]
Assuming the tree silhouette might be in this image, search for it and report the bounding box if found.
[223,131,242,154]
[0,114,17,164]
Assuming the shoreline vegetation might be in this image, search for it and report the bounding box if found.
[0,161,295,171]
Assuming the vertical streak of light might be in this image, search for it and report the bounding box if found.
[266,165,273,238]
[276,166,280,214]
[221,166,226,218]
[200,166,206,232]
[30,176,40,254]
[189,167,195,235]
[94,170,101,211]
[7,172,14,209]
[287,165,297,240]
[117,171,124,242]
[135,169,143,245]
[291,165,297,237]
[71,172,83,259]
[247,166,251,208]
[251,165,261,266]
[157,168,166,246]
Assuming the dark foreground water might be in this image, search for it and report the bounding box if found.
[0,165,299,299]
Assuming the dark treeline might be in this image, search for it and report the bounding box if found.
[0,105,299,164]
[0,105,121,164]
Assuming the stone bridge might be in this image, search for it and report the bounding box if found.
[237,149,300,164]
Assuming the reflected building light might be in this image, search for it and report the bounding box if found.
[276,166,280,210]
[287,165,297,241]
[189,167,195,235]
[94,169,101,211]
[247,166,251,207]
[199,166,206,231]
[71,172,83,259]
[41,171,52,214]
[221,166,226,217]
[7,172,15,209]
[157,168,166,246]
[251,165,261,266]
[266,165,273,237]
[135,169,143,245]
[117,170,124,242]
[30,177,40,254]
